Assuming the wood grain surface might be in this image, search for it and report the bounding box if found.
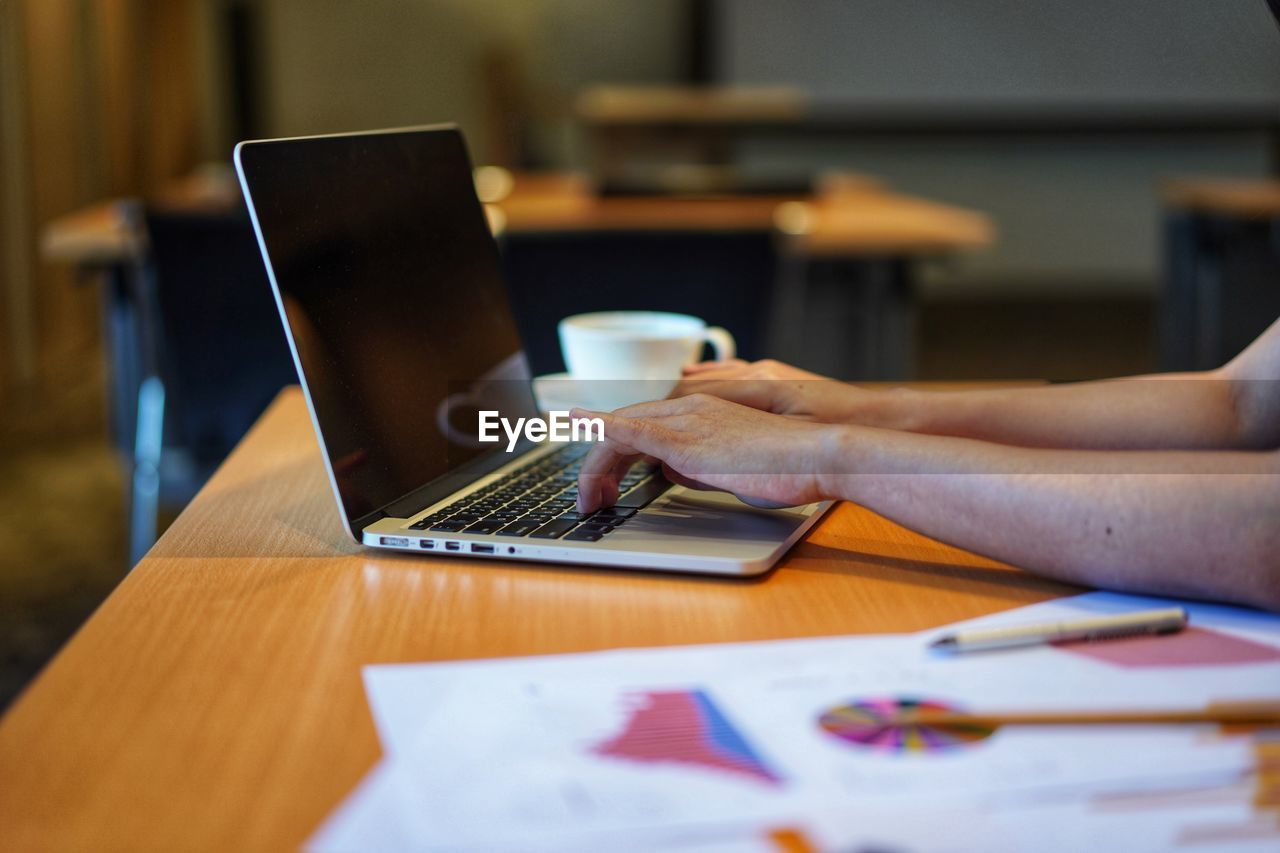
[0,387,1078,851]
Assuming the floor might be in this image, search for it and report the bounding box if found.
[0,293,1158,711]
[0,368,127,708]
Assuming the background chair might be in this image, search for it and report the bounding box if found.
[131,206,296,562]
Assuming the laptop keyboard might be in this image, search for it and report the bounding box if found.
[408,444,669,542]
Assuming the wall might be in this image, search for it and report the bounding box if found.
[739,134,1271,294]
[719,0,1280,105]
[1,0,109,399]
[0,0,205,402]
[250,1,1279,294]
[257,0,687,165]
[719,0,1280,293]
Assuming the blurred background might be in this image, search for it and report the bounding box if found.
[2,0,1279,708]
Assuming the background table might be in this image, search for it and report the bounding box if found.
[39,167,995,566]
[487,172,992,379]
[1159,177,1280,371]
[0,385,1078,850]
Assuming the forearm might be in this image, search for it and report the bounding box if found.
[819,426,1280,611]
[850,372,1263,450]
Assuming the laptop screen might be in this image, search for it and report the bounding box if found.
[236,126,539,532]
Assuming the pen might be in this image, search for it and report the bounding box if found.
[928,607,1188,653]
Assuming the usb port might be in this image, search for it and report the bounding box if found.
[471,543,495,554]
[445,541,461,552]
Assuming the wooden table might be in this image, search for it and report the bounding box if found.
[484,171,992,251]
[0,386,1079,850]
[1161,177,1280,221]
[485,171,992,378]
[43,167,991,265]
[487,172,991,382]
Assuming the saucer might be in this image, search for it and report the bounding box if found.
[531,373,676,414]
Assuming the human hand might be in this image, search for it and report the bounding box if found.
[572,393,839,513]
[680,357,824,383]
[674,358,867,423]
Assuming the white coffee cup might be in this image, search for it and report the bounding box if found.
[558,311,735,382]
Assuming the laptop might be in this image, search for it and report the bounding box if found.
[234,125,830,576]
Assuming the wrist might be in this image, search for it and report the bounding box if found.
[814,424,871,502]
[841,386,925,432]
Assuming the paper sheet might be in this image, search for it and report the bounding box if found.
[310,591,1280,851]
[383,637,1255,846]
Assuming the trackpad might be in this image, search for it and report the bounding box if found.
[626,487,812,541]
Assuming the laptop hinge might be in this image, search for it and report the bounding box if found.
[351,509,388,536]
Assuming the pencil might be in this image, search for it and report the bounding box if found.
[886,701,1280,729]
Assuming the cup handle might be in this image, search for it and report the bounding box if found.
[704,326,736,361]
[436,391,483,448]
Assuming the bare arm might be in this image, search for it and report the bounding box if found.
[679,316,1280,451]
[574,394,1280,612]
[822,428,1280,611]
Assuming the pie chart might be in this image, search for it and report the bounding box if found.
[817,696,996,754]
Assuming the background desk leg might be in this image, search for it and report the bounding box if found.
[825,256,916,381]
[98,263,142,454]
[128,376,164,566]
[769,255,917,381]
[768,249,811,368]
[1160,211,1197,371]
[1192,217,1225,372]
[783,257,862,378]
[871,257,917,381]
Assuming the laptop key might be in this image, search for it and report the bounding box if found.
[429,521,468,532]
[530,519,577,539]
[497,519,542,537]
[464,519,505,534]
[593,507,636,520]
[564,528,602,542]
[576,522,613,534]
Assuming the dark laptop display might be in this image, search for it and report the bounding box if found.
[237,127,538,529]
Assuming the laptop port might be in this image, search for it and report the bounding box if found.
[445,541,461,552]
[380,536,410,547]
[471,543,495,554]
[420,540,434,549]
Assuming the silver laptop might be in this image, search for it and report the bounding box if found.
[234,125,829,576]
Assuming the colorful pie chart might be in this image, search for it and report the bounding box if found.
[817,696,996,754]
